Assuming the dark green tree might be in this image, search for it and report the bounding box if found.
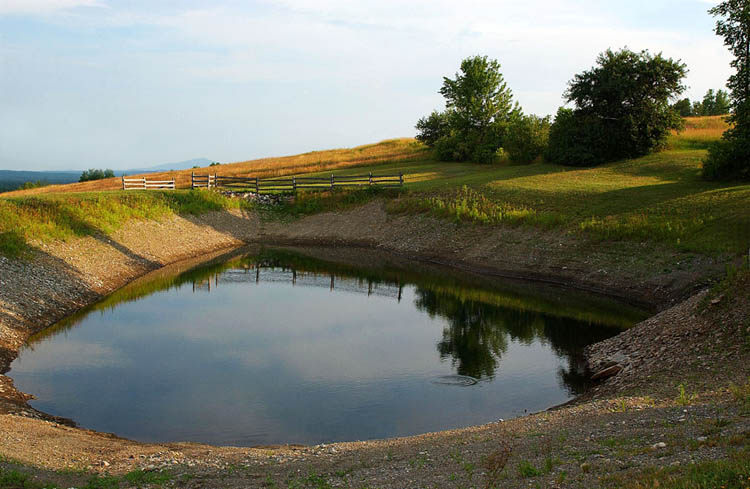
[416,55,520,163]
[415,110,450,147]
[704,1,750,180]
[701,89,718,115]
[546,48,687,166]
[672,98,693,117]
[714,89,731,114]
[696,89,731,115]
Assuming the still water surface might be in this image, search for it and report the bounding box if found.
[10,248,647,446]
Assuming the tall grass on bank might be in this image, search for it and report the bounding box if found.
[269,187,402,219]
[389,186,541,225]
[0,190,250,258]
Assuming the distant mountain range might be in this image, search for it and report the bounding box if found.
[0,158,215,192]
[124,158,214,174]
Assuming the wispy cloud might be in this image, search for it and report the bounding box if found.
[0,0,734,170]
[0,0,101,15]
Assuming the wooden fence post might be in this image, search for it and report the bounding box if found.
[399,172,403,186]
[293,176,296,192]
[369,172,372,186]
[142,177,146,190]
[191,172,194,190]
[255,178,259,194]
[121,176,125,190]
[330,173,334,190]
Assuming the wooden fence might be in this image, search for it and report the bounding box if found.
[191,172,403,193]
[122,177,175,190]
[190,173,216,189]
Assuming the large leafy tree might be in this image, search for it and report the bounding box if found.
[547,48,687,166]
[704,1,750,180]
[415,56,519,163]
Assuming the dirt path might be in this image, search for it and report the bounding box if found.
[0,202,746,488]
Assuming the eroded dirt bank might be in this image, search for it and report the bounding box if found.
[0,202,746,488]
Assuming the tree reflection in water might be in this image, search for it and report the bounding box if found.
[415,288,622,395]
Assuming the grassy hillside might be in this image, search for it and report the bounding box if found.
[1,116,748,257]
[4,138,426,196]
[0,191,251,258]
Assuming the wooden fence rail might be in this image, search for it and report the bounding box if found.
[122,177,175,190]
[190,173,216,189]
[191,172,403,193]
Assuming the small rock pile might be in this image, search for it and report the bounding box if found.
[584,293,710,392]
[219,191,291,206]
[584,287,749,397]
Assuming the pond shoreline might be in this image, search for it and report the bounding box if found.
[0,202,725,409]
[1,202,745,487]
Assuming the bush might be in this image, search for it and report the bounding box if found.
[20,180,48,190]
[79,168,115,182]
[703,138,750,180]
[504,114,551,164]
[433,132,504,164]
[545,108,599,166]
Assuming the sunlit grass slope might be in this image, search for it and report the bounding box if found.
[0,191,251,257]
[1,116,748,256]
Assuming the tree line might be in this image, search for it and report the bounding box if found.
[672,89,730,117]
[415,0,749,180]
[79,168,115,182]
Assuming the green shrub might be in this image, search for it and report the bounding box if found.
[703,138,750,180]
[504,114,551,164]
[545,108,599,166]
[517,460,541,478]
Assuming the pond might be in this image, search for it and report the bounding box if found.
[9,247,648,446]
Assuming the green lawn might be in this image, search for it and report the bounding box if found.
[306,144,749,254]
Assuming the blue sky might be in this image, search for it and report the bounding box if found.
[0,0,730,170]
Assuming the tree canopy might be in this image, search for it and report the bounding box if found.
[673,89,731,117]
[416,55,519,163]
[703,0,750,180]
[546,48,687,166]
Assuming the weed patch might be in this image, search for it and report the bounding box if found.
[602,447,750,488]
[517,459,541,478]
